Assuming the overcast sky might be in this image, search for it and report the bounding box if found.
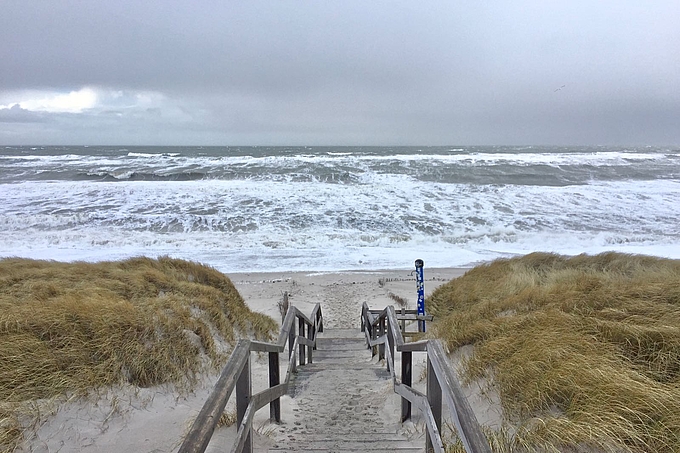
[1,1,679,146]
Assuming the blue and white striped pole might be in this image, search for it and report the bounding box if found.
[415,259,426,332]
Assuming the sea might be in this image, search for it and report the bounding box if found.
[1,145,679,273]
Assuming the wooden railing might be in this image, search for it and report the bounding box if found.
[178,303,323,453]
[361,303,492,453]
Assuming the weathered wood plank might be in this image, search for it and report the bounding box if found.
[378,317,385,361]
[366,333,386,349]
[268,439,426,450]
[394,381,426,404]
[316,338,367,349]
[397,339,428,352]
[426,356,442,453]
[177,340,250,453]
[428,341,492,453]
[236,353,252,453]
[230,398,256,453]
[402,331,427,338]
[307,319,313,363]
[288,320,295,360]
[249,341,285,353]
[277,308,297,347]
[252,383,288,411]
[394,384,445,453]
[268,352,280,422]
[386,306,405,349]
[401,350,412,422]
[285,336,299,382]
[384,335,396,382]
[311,302,323,334]
[298,317,306,366]
[297,336,315,347]
[293,306,313,326]
[393,313,435,321]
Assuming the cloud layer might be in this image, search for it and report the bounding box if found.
[1,1,679,145]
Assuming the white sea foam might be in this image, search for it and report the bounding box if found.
[2,151,675,187]
[1,174,679,271]
[127,152,181,158]
[1,146,678,271]
[0,154,84,161]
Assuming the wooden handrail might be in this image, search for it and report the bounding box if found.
[361,302,492,453]
[178,303,323,453]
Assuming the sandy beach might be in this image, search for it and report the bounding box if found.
[228,267,467,329]
[19,267,485,453]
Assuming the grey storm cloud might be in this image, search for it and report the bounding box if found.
[0,0,679,145]
[0,104,49,123]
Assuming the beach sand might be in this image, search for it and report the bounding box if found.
[19,267,505,452]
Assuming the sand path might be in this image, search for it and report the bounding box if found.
[268,328,422,452]
[228,268,465,330]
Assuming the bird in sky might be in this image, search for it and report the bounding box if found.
[554,85,566,92]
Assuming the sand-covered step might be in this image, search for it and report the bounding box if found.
[315,329,365,338]
[314,339,369,351]
[312,348,370,357]
[269,442,422,452]
[275,328,421,452]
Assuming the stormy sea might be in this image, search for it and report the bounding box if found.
[1,145,679,272]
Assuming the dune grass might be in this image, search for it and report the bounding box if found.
[429,252,680,452]
[0,256,277,452]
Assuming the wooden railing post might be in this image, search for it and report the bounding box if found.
[371,318,377,356]
[387,319,394,374]
[307,321,313,364]
[400,307,406,333]
[401,350,412,422]
[298,317,306,366]
[236,353,252,453]
[426,356,442,453]
[311,320,317,351]
[288,322,295,359]
[378,317,385,361]
[268,351,281,423]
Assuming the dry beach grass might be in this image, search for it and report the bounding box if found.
[0,257,276,452]
[429,252,680,452]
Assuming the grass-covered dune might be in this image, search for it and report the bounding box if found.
[429,252,680,452]
[0,257,276,452]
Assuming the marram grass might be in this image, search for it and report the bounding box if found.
[0,257,276,452]
[430,252,680,453]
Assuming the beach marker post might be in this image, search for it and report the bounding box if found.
[415,259,426,332]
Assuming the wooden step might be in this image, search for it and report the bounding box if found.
[269,435,422,452]
[293,363,389,374]
[312,349,370,358]
[269,446,422,452]
[315,338,368,350]
[281,433,417,442]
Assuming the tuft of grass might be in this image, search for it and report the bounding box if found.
[0,256,276,452]
[388,292,408,308]
[218,409,237,428]
[430,252,680,453]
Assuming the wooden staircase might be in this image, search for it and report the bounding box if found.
[179,303,491,453]
[269,328,422,453]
